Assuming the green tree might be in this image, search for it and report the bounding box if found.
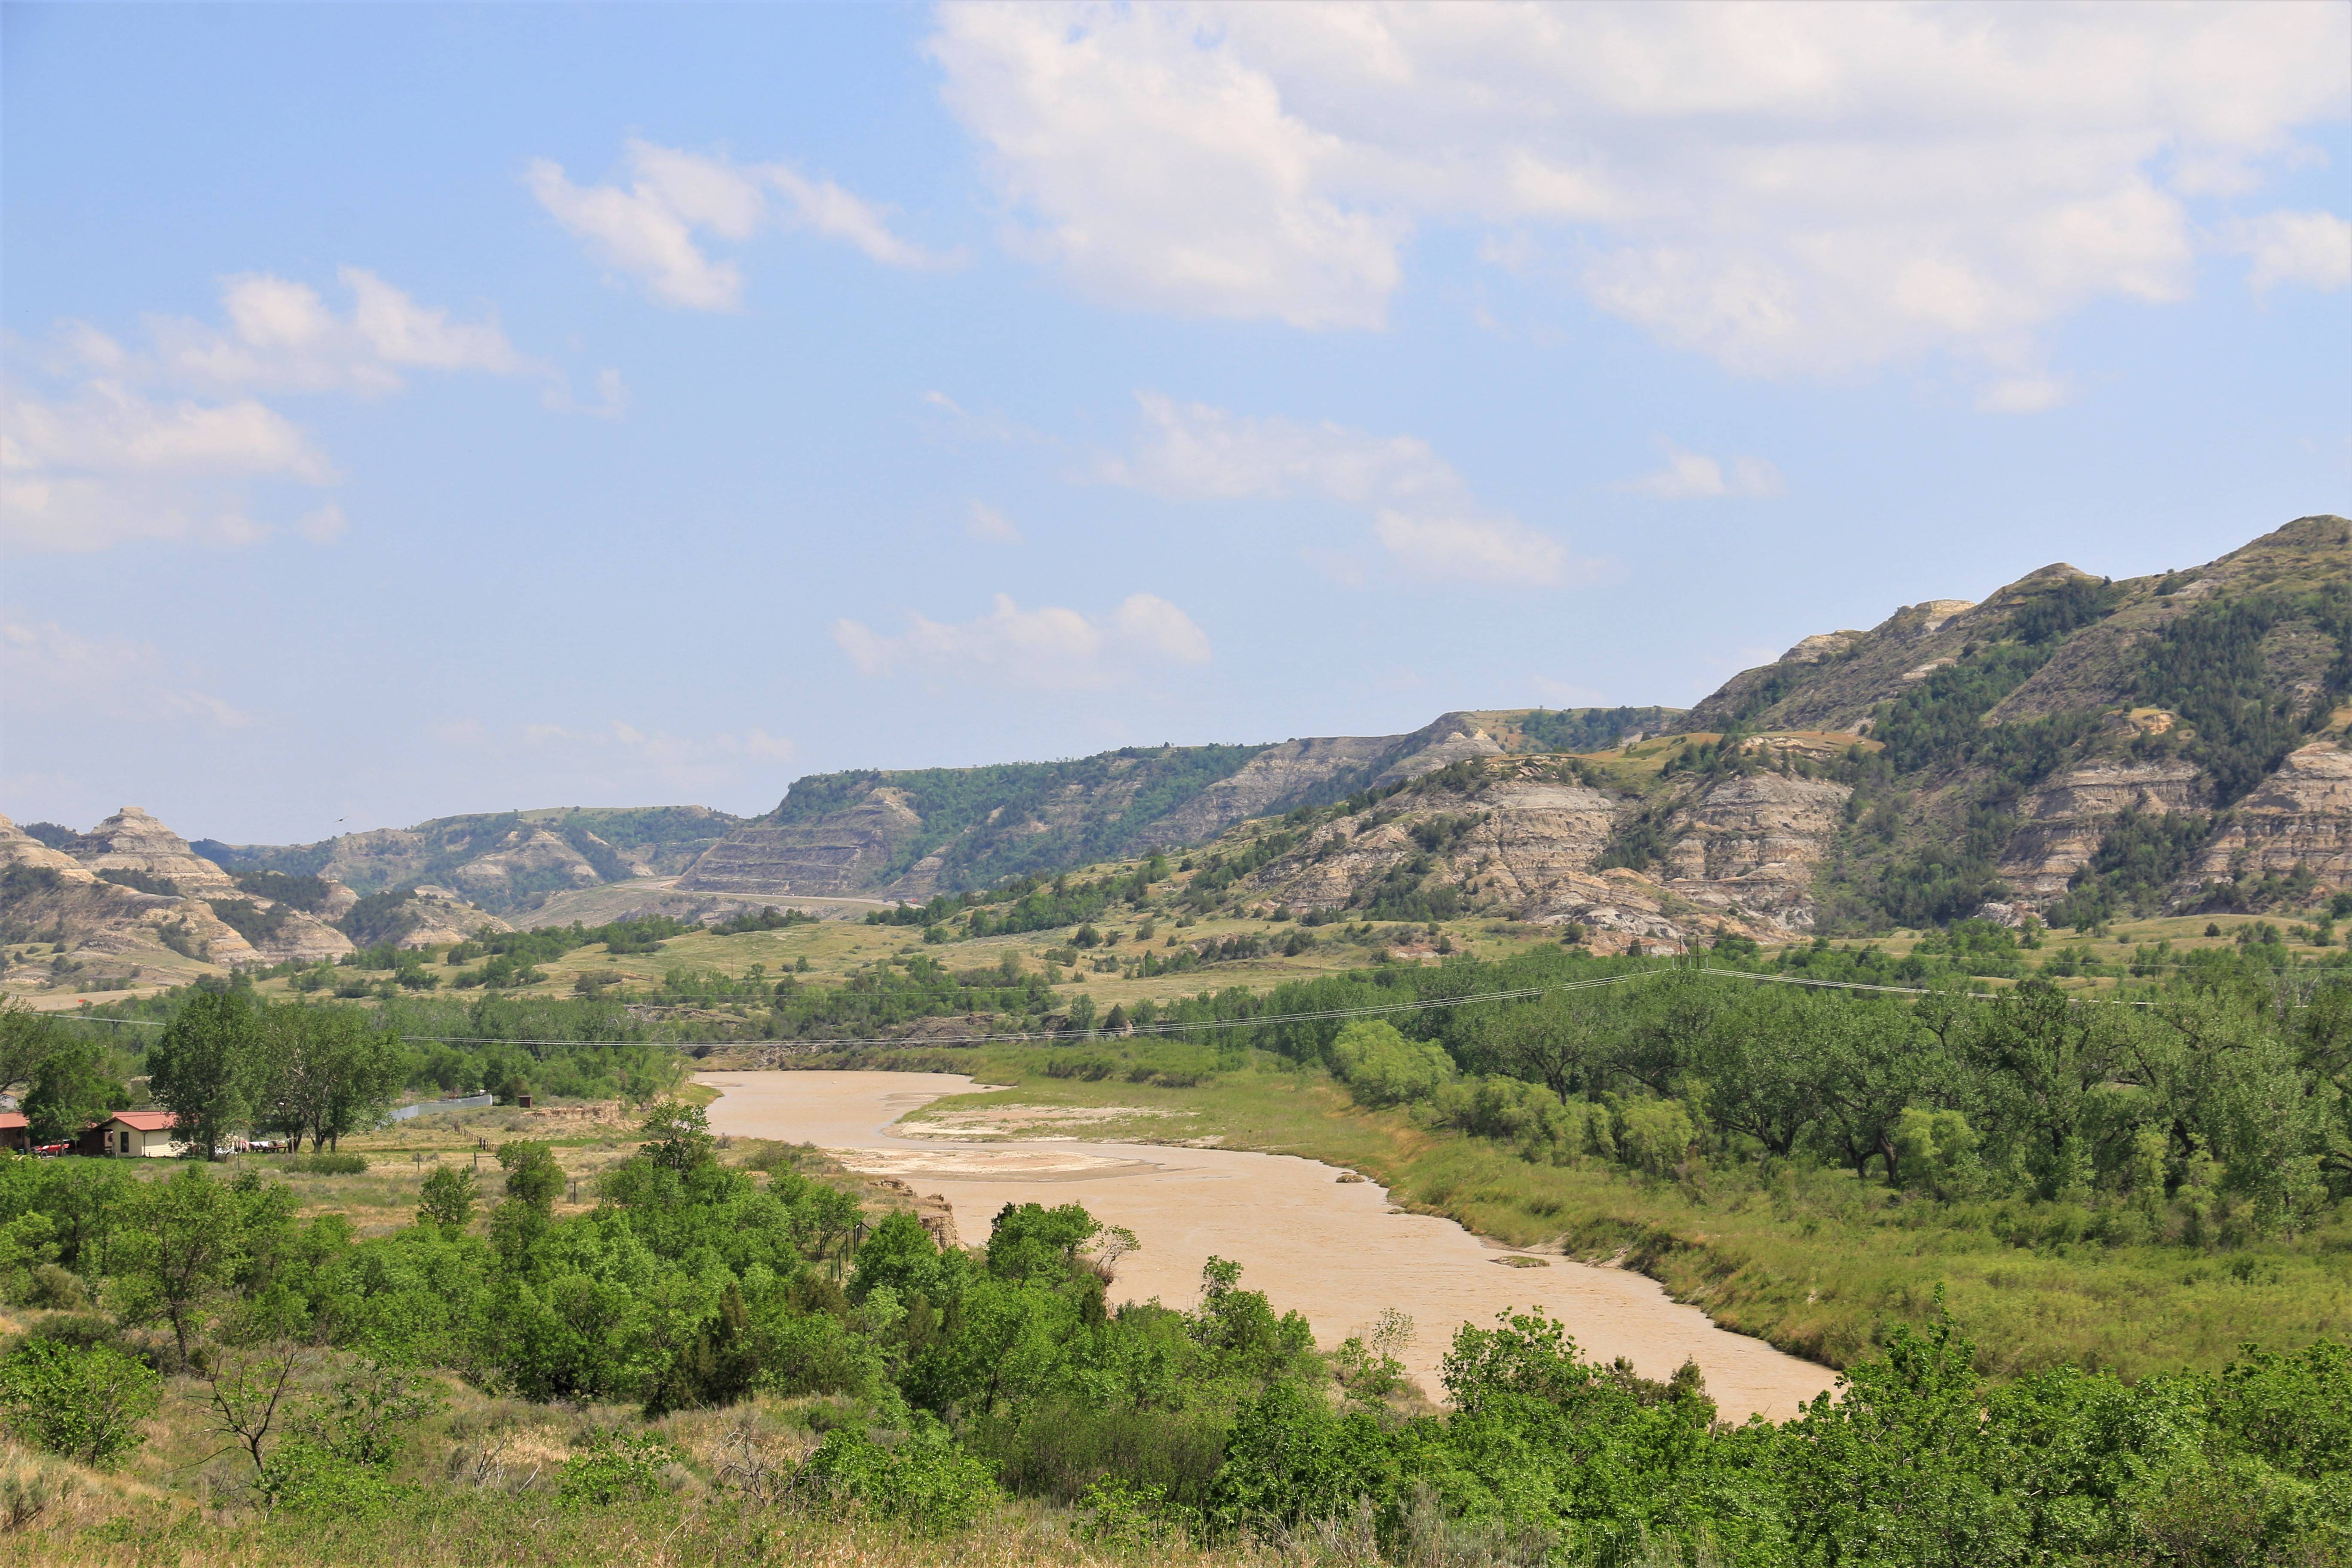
[23,1040,128,1144]
[495,1140,564,1214]
[416,1165,477,1230]
[0,998,62,1104]
[250,1004,401,1152]
[1327,1019,1452,1107]
[147,988,256,1160]
[0,1338,161,1467]
[637,1100,715,1171]
[113,1164,244,1366]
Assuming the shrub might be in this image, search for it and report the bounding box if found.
[0,1339,161,1468]
[799,1421,997,1535]
[1328,1020,1453,1107]
[1611,1099,1697,1178]
[554,1432,676,1507]
[257,1436,407,1516]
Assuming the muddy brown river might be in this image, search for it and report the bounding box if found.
[698,1070,1837,1423]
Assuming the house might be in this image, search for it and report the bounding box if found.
[84,1110,183,1158]
[0,1113,26,1154]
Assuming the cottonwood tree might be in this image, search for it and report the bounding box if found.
[147,989,255,1159]
[0,999,63,1105]
[1480,989,1612,1105]
[24,1041,129,1144]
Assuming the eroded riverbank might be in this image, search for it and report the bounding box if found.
[698,1069,1838,1422]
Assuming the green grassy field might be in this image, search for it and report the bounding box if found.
[868,1043,2352,1383]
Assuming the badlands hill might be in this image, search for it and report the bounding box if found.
[1211,515,2351,947]
[5,515,2345,977]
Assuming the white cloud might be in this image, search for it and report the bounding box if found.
[1612,441,1784,498]
[0,618,252,728]
[1975,374,2077,416]
[1372,510,1588,588]
[1098,390,1589,588]
[6,269,594,554]
[0,380,337,553]
[530,138,958,310]
[966,500,1025,544]
[1100,391,1465,505]
[929,2,2350,398]
[832,591,1211,689]
[144,269,542,394]
[2224,209,2352,295]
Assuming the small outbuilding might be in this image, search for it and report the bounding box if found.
[83,1110,184,1158]
[0,1113,27,1154]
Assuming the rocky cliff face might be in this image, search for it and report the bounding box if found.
[1235,760,1850,952]
[1996,759,2210,902]
[1660,773,1853,931]
[2188,744,2352,891]
[1143,735,1410,847]
[444,827,605,903]
[0,808,366,971]
[677,787,928,897]
[64,808,239,897]
[199,805,744,914]
[677,708,1675,903]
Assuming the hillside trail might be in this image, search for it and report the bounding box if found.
[698,1069,1838,1423]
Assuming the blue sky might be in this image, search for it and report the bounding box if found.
[5,2,2349,845]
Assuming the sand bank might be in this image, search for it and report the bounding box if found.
[697,1070,1838,1423]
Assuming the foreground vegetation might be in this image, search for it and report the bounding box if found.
[1,1099,2346,1567]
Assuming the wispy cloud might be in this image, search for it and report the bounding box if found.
[5,269,613,553]
[530,138,961,310]
[0,617,252,728]
[966,500,1025,545]
[1611,441,1784,499]
[1099,391,1601,588]
[833,591,1210,689]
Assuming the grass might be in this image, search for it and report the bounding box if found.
[5,1374,1277,1567]
[867,1044,2352,1383]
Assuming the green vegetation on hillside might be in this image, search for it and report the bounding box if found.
[1514,704,1680,753]
[773,745,1271,890]
[2134,591,2343,803]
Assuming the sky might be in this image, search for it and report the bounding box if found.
[4,2,2349,846]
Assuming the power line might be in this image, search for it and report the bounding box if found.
[49,968,1670,1047]
[50,953,2191,1048]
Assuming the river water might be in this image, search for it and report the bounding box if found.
[696,1070,1837,1423]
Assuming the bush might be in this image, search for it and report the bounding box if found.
[257,1436,407,1516]
[799,1421,997,1535]
[554,1432,677,1507]
[1328,1020,1453,1107]
[0,1339,161,1468]
[1611,1099,1697,1178]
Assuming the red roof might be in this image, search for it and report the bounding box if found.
[105,1111,179,1131]
[0,1114,24,1130]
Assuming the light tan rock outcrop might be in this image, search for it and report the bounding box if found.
[65,807,238,896]
[679,787,929,897]
[447,827,603,900]
[2187,743,2352,892]
[1997,759,2210,902]
[0,816,98,883]
[1145,735,1405,846]
[1660,773,1853,931]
